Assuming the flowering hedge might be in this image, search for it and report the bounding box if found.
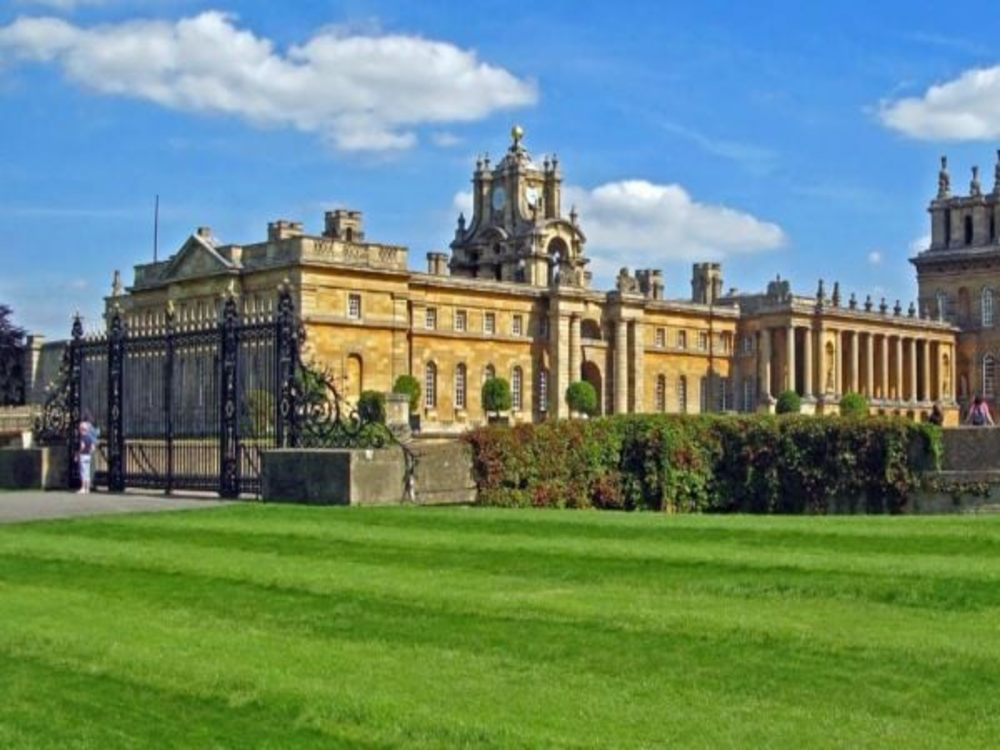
[463,415,941,514]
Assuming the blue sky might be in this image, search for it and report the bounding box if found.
[3,0,1000,338]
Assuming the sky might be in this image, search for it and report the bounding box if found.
[3,0,1000,339]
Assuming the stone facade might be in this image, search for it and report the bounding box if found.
[103,128,962,429]
[913,153,1000,412]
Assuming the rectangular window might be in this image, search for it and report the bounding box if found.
[455,365,467,410]
[538,369,548,412]
[655,328,665,348]
[454,309,467,332]
[743,378,755,413]
[484,312,496,334]
[425,307,437,330]
[347,293,362,320]
[512,367,523,410]
[698,332,708,351]
[677,330,687,350]
[512,315,523,336]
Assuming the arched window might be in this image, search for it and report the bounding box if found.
[454,363,467,410]
[935,290,947,321]
[656,375,666,412]
[424,362,437,409]
[984,355,996,399]
[538,368,548,412]
[512,366,523,411]
[983,288,995,328]
[678,376,688,414]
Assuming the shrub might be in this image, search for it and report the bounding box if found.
[463,414,940,515]
[840,391,869,418]
[392,375,421,413]
[775,390,801,414]
[358,390,386,424]
[566,381,598,417]
[482,377,512,417]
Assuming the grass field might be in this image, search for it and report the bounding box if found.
[0,505,998,749]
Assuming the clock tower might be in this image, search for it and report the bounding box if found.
[450,126,589,288]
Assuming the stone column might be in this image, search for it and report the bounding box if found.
[803,326,814,399]
[568,315,581,385]
[850,330,859,393]
[631,320,644,413]
[921,339,931,402]
[834,330,843,397]
[896,336,905,401]
[909,338,918,402]
[551,309,570,419]
[760,328,772,401]
[24,334,46,404]
[864,333,874,398]
[786,324,796,393]
[615,318,628,414]
[880,335,889,401]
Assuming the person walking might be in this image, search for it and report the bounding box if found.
[965,395,995,426]
[77,417,96,494]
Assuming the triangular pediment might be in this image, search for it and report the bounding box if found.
[160,235,235,282]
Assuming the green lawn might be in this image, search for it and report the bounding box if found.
[1,506,998,749]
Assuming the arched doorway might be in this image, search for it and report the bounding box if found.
[582,360,603,416]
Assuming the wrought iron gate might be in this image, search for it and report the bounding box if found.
[39,288,300,498]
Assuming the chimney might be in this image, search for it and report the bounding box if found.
[427,251,449,276]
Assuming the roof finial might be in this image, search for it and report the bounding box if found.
[971,165,982,197]
[511,124,524,150]
[937,155,950,199]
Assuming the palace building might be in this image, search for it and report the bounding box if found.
[105,128,972,428]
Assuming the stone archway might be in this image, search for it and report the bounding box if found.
[582,360,603,416]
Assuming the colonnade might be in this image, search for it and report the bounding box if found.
[757,324,954,404]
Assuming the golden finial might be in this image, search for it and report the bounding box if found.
[511,124,524,148]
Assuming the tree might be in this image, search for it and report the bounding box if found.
[0,304,26,406]
[358,390,387,424]
[482,377,512,419]
[565,381,598,417]
[392,375,421,413]
[775,389,801,414]
[839,391,869,418]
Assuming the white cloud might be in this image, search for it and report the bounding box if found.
[0,12,538,152]
[909,234,931,253]
[452,190,473,217]
[867,250,883,265]
[879,65,1000,140]
[563,180,786,263]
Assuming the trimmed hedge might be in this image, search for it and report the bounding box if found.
[463,415,941,514]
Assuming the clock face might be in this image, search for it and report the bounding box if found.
[525,186,539,207]
[492,186,506,211]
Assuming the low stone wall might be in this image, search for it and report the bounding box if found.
[260,439,477,506]
[262,448,406,506]
[0,447,70,490]
[940,427,1000,471]
[409,439,477,505]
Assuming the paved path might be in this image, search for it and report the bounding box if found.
[0,490,234,524]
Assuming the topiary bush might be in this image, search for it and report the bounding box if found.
[392,375,421,413]
[358,390,386,424]
[565,381,598,417]
[482,377,512,418]
[775,390,802,414]
[839,391,869,418]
